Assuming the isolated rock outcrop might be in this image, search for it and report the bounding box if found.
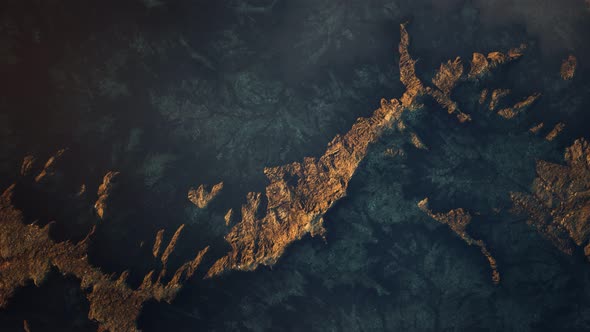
[19,156,36,176]
[545,123,566,141]
[34,149,66,183]
[418,198,500,284]
[530,122,544,134]
[560,55,577,80]
[489,89,511,111]
[94,171,119,219]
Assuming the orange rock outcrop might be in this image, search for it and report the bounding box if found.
[0,185,208,331]
[512,139,590,259]
[188,182,224,208]
[418,198,500,284]
[560,55,577,80]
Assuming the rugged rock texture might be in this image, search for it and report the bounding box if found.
[418,198,500,284]
[479,88,489,105]
[432,57,464,95]
[224,208,233,226]
[19,156,35,177]
[545,122,566,141]
[188,182,223,208]
[0,185,208,331]
[497,93,541,119]
[205,23,533,278]
[94,171,119,219]
[489,89,511,111]
[160,224,185,266]
[426,57,471,122]
[152,229,165,258]
[530,122,544,134]
[205,23,432,278]
[467,45,526,80]
[410,132,428,150]
[398,23,425,109]
[1,21,567,329]
[2,1,590,329]
[560,55,577,80]
[152,229,164,258]
[511,138,590,259]
[206,97,405,277]
[399,25,530,124]
[34,149,66,183]
[478,87,541,120]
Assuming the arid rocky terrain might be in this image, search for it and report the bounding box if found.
[1,1,590,331]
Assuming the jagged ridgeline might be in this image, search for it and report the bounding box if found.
[1,23,587,331]
[205,22,542,278]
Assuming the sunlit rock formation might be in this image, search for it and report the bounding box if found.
[511,138,590,259]
[479,87,540,120]
[479,88,489,105]
[206,98,405,277]
[0,185,208,331]
[94,171,119,219]
[205,23,531,278]
[410,132,428,150]
[19,156,35,177]
[224,208,233,226]
[34,149,66,183]
[418,198,500,284]
[188,182,223,208]
[529,122,544,134]
[545,122,565,141]
[160,224,185,266]
[496,93,541,119]
[383,147,406,159]
[0,22,551,327]
[152,229,165,258]
[467,45,526,80]
[489,89,511,111]
[399,24,530,124]
[399,24,471,121]
[398,23,424,110]
[76,184,86,197]
[560,55,577,80]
